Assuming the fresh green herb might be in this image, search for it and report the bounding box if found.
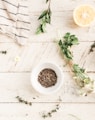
[0,51,7,54]
[58,32,79,60]
[36,0,51,34]
[58,32,95,95]
[16,96,32,106]
[42,104,60,118]
[73,64,93,88]
[89,42,95,53]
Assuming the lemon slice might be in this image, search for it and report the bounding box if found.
[73,5,95,27]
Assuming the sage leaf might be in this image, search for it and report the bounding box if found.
[38,10,48,20]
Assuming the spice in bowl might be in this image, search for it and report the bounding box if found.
[31,62,64,94]
[38,68,57,88]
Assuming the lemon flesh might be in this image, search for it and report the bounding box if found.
[73,5,95,27]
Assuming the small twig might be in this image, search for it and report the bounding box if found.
[48,0,51,10]
[42,104,60,118]
[82,42,95,68]
[89,42,95,54]
[16,96,32,106]
[68,114,81,120]
[0,51,7,54]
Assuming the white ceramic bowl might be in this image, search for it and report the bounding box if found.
[31,62,64,95]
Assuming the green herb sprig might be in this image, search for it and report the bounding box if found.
[16,96,32,106]
[36,0,51,34]
[58,32,79,60]
[42,104,60,118]
[73,64,94,94]
[58,32,95,95]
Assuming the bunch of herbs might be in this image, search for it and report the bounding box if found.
[58,32,95,95]
[58,32,79,60]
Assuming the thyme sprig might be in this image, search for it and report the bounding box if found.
[42,104,60,118]
[36,0,51,34]
[16,96,32,106]
[58,32,95,95]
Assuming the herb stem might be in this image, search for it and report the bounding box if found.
[48,0,51,10]
[16,96,32,106]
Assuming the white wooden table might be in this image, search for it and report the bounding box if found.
[0,0,95,119]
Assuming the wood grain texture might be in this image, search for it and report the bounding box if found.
[0,103,95,120]
[0,42,94,72]
[0,0,94,44]
[0,0,95,119]
[0,73,95,103]
[28,0,95,12]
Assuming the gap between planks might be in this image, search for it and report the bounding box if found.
[0,102,95,104]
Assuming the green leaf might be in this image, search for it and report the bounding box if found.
[46,0,49,3]
[83,78,90,84]
[36,24,43,34]
[73,64,85,73]
[70,35,75,39]
[64,32,70,38]
[45,13,50,23]
[36,27,42,34]
[45,9,51,24]
[42,22,46,32]
[38,10,48,20]
[65,49,73,59]
[58,40,62,46]
[71,40,79,45]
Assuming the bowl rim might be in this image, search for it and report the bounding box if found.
[30,62,64,95]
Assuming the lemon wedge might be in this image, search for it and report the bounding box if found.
[73,5,95,27]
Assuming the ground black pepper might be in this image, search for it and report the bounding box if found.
[38,68,57,88]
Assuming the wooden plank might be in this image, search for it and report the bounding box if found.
[29,0,95,42]
[0,42,94,72]
[0,12,95,42]
[0,103,95,120]
[28,0,95,12]
[0,73,95,103]
[30,13,95,42]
